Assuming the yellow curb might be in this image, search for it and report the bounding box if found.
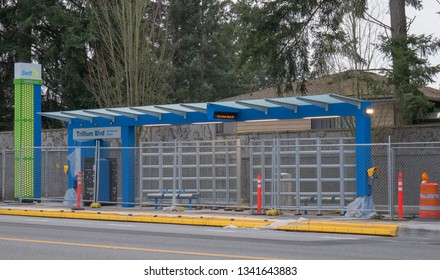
[277,220,399,237]
[0,209,272,228]
[0,209,399,236]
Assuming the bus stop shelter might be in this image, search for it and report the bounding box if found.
[40,94,373,208]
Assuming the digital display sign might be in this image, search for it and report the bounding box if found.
[213,111,238,120]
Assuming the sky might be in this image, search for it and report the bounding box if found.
[364,0,440,89]
[406,1,440,89]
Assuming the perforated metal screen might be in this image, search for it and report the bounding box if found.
[14,81,35,198]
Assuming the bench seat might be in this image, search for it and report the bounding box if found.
[146,191,200,209]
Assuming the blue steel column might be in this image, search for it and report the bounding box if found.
[122,126,135,207]
[33,84,42,198]
[355,108,372,196]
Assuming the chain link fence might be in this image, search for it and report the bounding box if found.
[1,149,14,201]
[1,139,438,218]
[40,147,70,201]
[391,142,440,216]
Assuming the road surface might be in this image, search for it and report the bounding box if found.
[0,215,439,260]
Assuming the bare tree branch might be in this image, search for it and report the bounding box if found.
[86,0,172,109]
[364,10,391,30]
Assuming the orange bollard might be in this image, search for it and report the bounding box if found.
[419,181,440,219]
[257,173,262,214]
[398,172,404,220]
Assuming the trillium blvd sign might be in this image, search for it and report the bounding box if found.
[73,127,122,140]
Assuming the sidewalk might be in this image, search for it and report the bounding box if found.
[1,202,439,238]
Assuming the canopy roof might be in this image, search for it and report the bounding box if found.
[42,93,374,204]
[40,93,371,128]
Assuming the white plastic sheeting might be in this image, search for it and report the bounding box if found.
[67,148,81,178]
[344,196,376,218]
[63,188,76,207]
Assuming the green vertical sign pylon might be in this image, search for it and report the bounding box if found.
[14,63,42,200]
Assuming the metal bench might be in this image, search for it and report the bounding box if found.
[301,195,355,204]
[300,195,355,215]
[146,190,200,210]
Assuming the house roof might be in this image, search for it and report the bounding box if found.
[223,72,440,102]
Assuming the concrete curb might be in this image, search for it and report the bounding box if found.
[397,223,440,238]
[0,208,399,237]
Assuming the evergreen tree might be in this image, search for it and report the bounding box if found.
[0,0,95,130]
[169,0,249,102]
[38,0,96,128]
[382,0,440,124]
[236,0,367,95]
[236,0,440,124]
[0,0,34,130]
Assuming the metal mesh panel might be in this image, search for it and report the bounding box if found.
[14,82,35,198]
[140,140,241,208]
[249,138,358,214]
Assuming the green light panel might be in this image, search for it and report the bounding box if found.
[14,81,35,198]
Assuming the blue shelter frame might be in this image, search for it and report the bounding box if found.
[41,94,373,207]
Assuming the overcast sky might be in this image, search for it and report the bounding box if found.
[406,1,440,89]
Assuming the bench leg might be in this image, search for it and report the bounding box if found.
[154,198,159,210]
[188,198,192,210]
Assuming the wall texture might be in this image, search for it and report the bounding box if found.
[3,124,440,149]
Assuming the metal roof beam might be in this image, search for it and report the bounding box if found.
[329,94,362,109]
[154,105,187,118]
[180,103,207,113]
[39,112,72,124]
[296,96,329,111]
[370,99,397,105]
[60,111,94,122]
[105,108,139,121]
[83,110,116,122]
[235,100,269,114]
[129,107,162,120]
[265,98,298,113]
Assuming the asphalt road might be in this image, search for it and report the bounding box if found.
[0,215,439,260]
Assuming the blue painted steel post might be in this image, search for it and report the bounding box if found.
[33,83,42,198]
[122,126,135,207]
[355,109,372,196]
